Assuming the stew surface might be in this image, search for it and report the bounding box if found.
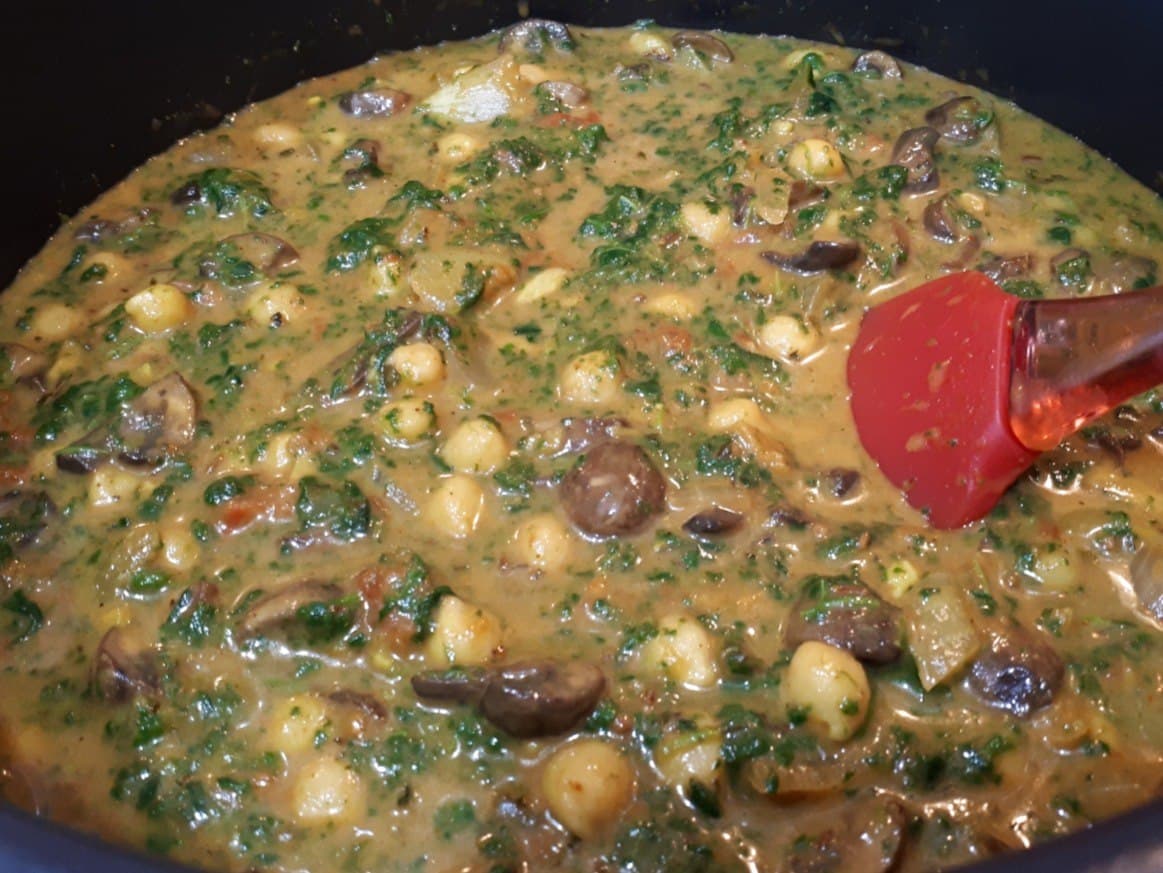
[1,22,1162,873]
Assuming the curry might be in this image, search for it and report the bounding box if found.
[0,22,1161,873]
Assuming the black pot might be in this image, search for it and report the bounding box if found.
[1,2,1160,871]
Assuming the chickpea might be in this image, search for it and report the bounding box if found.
[89,466,143,508]
[28,303,84,343]
[125,284,194,333]
[380,397,437,443]
[268,695,329,756]
[785,138,846,181]
[426,594,504,667]
[436,131,484,164]
[253,122,302,150]
[245,282,307,327]
[706,397,770,434]
[680,201,729,244]
[754,315,821,362]
[424,475,484,539]
[439,417,509,474]
[558,350,621,407]
[509,513,573,573]
[159,520,199,571]
[884,558,920,600]
[291,756,366,826]
[643,290,697,320]
[513,267,569,304]
[388,341,446,386]
[653,715,722,792]
[640,615,720,690]
[783,640,870,741]
[256,432,313,480]
[542,739,636,839]
[1021,542,1080,592]
[628,31,673,61]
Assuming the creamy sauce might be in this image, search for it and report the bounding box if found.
[0,23,1162,873]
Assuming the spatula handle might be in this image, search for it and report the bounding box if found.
[1010,285,1163,451]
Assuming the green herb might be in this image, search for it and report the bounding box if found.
[2,589,43,643]
[325,218,396,272]
[294,477,371,541]
[174,167,275,219]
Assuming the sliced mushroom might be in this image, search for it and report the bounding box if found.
[852,50,903,79]
[762,241,862,275]
[412,660,605,739]
[117,373,197,461]
[968,628,1064,717]
[0,491,53,552]
[787,180,828,213]
[1093,253,1157,295]
[671,31,734,64]
[327,689,388,721]
[683,506,744,538]
[498,19,575,53]
[555,417,628,456]
[55,442,105,474]
[890,126,940,195]
[218,232,299,276]
[923,196,960,244]
[822,468,860,499]
[540,80,589,109]
[785,577,901,664]
[169,180,203,207]
[559,440,667,538]
[2,344,49,383]
[321,309,429,402]
[92,627,161,703]
[235,579,347,639]
[979,253,1034,282]
[338,88,411,118]
[925,95,993,144]
[479,661,606,738]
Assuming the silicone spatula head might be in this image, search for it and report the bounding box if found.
[846,271,1039,528]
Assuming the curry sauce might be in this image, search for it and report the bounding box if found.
[0,22,1162,873]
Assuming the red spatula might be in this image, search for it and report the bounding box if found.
[847,271,1163,528]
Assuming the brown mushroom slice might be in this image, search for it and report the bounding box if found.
[479,661,606,739]
[682,506,744,537]
[923,196,960,244]
[92,627,161,703]
[890,126,940,195]
[968,628,1064,717]
[925,95,994,144]
[498,19,575,53]
[979,253,1034,282]
[0,491,53,551]
[540,80,589,109]
[671,31,734,64]
[556,416,628,456]
[235,579,346,639]
[410,667,491,704]
[762,241,862,276]
[785,577,901,664]
[338,88,412,118]
[2,344,49,383]
[559,440,667,538]
[852,50,903,79]
[822,468,861,499]
[1093,253,1157,295]
[117,373,197,461]
[327,689,389,721]
[787,180,828,212]
[219,232,300,276]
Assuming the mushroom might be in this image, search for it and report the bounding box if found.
[890,126,940,195]
[216,232,299,276]
[1093,253,1157,295]
[822,468,861,499]
[922,195,960,244]
[411,660,605,738]
[0,491,53,552]
[498,19,575,53]
[979,253,1034,282]
[235,579,348,639]
[338,88,412,118]
[761,240,862,275]
[784,577,901,664]
[540,80,589,109]
[321,309,429,402]
[559,440,667,538]
[787,180,828,213]
[683,506,744,538]
[555,416,628,456]
[968,628,1064,717]
[925,95,993,144]
[327,689,389,721]
[92,627,161,703]
[1129,543,1163,623]
[117,373,198,462]
[55,442,105,474]
[2,343,49,383]
[852,50,903,79]
[671,31,734,64]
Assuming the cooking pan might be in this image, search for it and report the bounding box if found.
[0,1,1160,870]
